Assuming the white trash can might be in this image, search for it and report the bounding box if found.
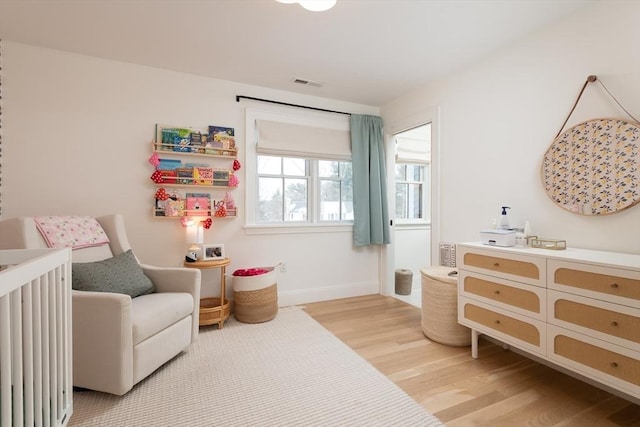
[420,266,471,346]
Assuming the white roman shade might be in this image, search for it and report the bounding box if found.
[256,120,351,160]
[395,135,430,164]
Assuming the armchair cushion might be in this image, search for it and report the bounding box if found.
[72,249,155,298]
[131,293,194,345]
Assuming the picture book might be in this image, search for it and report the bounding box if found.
[213,170,230,186]
[194,167,213,185]
[208,126,234,138]
[159,169,177,184]
[176,168,194,185]
[186,192,211,216]
[158,158,182,170]
[154,188,186,217]
[157,127,192,152]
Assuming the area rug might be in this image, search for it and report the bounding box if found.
[69,307,444,426]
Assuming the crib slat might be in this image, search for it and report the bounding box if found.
[41,276,51,426]
[0,295,12,427]
[10,288,24,427]
[33,278,43,427]
[48,269,58,427]
[22,282,35,427]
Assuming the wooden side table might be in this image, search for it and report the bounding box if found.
[183,258,232,328]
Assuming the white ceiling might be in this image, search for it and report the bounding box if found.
[0,0,595,106]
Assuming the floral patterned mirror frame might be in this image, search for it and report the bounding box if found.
[541,75,640,216]
[542,118,640,215]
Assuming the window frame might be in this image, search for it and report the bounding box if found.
[245,107,353,234]
[394,162,430,225]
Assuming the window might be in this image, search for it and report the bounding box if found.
[319,160,353,221]
[257,156,353,223]
[258,156,308,222]
[245,109,352,229]
[395,164,427,221]
[394,124,431,223]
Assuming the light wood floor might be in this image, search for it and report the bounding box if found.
[303,295,640,427]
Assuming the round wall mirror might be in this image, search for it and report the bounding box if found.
[542,118,640,215]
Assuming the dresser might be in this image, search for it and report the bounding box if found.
[457,242,640,401]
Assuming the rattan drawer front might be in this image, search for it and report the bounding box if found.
[463,275,540,314]
[464,303,540,346]
[554,299,640,345]
[549,261,640,303]
[463,253,540,281]
[553,334,640,387]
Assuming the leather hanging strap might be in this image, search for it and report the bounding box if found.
[555,75,640,139]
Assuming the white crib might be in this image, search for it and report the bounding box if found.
[0,248,73,427]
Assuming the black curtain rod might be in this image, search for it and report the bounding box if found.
[236,95,351,116]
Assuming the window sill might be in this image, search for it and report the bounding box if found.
[394,222,431,230]
[243,223,353,235]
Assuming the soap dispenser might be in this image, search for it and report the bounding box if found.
[498,206,511,230]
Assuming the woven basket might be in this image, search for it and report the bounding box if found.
[231,267,279,324]
[234,284,278,324]
[395,269,413,295]
[421,267,470,346]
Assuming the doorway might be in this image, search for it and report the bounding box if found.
[391,124,431,307]
[380,107,441,307]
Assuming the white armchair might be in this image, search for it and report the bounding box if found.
[0,214,201,395]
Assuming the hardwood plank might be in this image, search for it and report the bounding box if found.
[304,295,640,426]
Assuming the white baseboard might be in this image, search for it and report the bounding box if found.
[277,281,379,307]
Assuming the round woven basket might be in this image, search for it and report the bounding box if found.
[231,268,279,324]
[421,267,470,347]
[395,269,413,295]
[233,284,278,323]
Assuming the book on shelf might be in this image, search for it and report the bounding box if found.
[156,126,193,152]
[208,126,236,154]
[213,170,230,186]
[186,192,211,216]
[176,168,194,185]
[208,126,234,138]
[158,158,182,170]
[154,188,186,217]
[159,169,177,183]
[194,167,214,185]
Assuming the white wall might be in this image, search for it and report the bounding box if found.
[2,41,381,304]
[382,1,640,255]
[394,226,430,289]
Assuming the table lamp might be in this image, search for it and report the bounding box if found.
[186,221,204,260]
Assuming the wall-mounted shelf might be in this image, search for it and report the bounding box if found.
[150,124,239,221]
[152,208,238,218]
[152,142,237,159]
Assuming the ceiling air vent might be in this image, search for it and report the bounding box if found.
[292,78,324,88]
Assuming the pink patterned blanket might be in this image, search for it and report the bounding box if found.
[34,216,110,249]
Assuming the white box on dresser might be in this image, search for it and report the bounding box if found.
[456,242,640,403]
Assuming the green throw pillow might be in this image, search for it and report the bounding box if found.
[72,250,154,298]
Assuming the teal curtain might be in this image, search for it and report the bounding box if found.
[350,115,390,246]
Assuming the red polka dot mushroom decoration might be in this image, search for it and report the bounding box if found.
[150,170,164,184]
[155,188,169,201]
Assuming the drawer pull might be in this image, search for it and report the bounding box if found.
[493,263,500,267]
[610,321,618,327]
[495,320,501,324]
[610,283,619,289]
[494,290,500,295]
[610,362,618,368]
